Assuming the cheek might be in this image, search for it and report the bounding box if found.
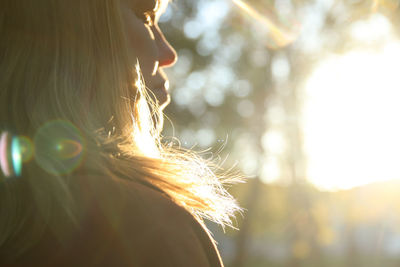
[122,11,159,73]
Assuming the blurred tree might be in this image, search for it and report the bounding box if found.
[159,0,400,266]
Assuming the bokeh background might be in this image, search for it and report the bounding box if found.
[159,0,400,266]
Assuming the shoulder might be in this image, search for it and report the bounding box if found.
[69,174,224,267]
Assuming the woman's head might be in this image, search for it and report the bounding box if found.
[0,0,240,259]
[0,0,175,140]
[120,0,177,109]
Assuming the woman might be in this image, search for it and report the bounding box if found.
[0,0,241,266]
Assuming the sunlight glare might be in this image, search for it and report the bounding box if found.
[303,42,400,190]
[231,0,299,47]
[262,130,286,155]
[372,0,399,12]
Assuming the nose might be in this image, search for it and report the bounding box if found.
[154,26,177,68]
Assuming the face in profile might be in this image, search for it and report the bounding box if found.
[120,0,177,110]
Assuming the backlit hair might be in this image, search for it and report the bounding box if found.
[0,0,241,259]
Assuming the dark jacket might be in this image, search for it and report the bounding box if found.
[2,175,224,266]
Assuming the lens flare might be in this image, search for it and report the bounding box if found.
[372,0,399,12]
[11,137,22,177]
[34,120,85,175]
[17,136,34,163]
[231,0,299,48]
[0,132,23,178]
[0,132,11,178]
[55,139,83,159]
[303,44,400,190]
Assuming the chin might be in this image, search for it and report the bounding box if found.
[151,88,170,110]
[159,94,171,110]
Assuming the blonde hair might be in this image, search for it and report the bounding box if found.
[0,0,241,259]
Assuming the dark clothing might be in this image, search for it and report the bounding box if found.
[2,175,224,266]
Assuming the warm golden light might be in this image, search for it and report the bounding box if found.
[303,42,400,190]
[231,0,299,47]
[372,0,399,12]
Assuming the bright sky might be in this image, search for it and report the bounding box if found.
[303,41,400,190]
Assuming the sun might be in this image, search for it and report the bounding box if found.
[303,42,400,190]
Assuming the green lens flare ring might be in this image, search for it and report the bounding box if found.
[11,136,22,177]
[34,120,86,175]
[17,136,34,163]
